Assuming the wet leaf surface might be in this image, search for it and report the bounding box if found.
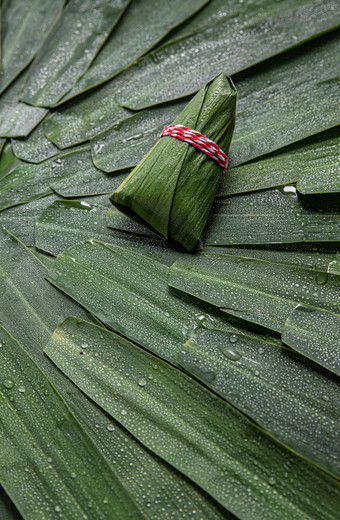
[20,0,131,107]
[0,0,65,94]
[44,316,340,520]
[205,186,340,245]
[0,326,143,520]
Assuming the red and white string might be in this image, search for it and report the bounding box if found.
[159,124,228,173]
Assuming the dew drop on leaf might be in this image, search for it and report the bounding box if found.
[315,272,328,285]
[222,349,241,361]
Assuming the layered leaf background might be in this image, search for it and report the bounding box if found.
[0,1,339,518]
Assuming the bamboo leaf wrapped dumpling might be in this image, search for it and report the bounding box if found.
[111,73,237,251]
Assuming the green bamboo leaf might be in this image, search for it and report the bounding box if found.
[0,143,20,182]
[0,145,98,211]
[116,1,340,109]
[59,0,210,104]
[45,241,210,363]
[0,150,61,211]
[204,187,340,245]
[27,246,55,270]
[229,34,340,166]
[106,206,160,238]
[19,0,131,107]
[35,201,124,254]
[178,327,340,478]
[218,126,340,196]
[0,326,144,520]
[90,32,340,174]
[49,148,127,198]
[44,317,340,520]
[297,157,340,195]
[202,244,340,273]
[282,304,340,375]
[43,89,131,149]
[0,487,22,520]
[92,101,187,173]
[168,252,340,370]
[44,31,340,156]
[35,200,186,265]
[11,124,61,164]
[166,0,280,41]
[0,232,228,520]
[44,240,288,362]
[0,228,97,345]
[0,74,47,137]
[0,0,65,94]
[0,194,58,245]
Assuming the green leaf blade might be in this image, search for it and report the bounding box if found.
[168,253,340,348]
[282,304,340,375]
[0,75,47,138]
[0,230,228,520]
[60,0,210,104]
[204,187,340,246]
[0,0,65,94]
[44,317,340,520]
[0,326,144,520]
[116,2,340,109]
[11,124,61,164]
[178,327,340,478]
[20,0,131,107]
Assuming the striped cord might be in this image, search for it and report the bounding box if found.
[160,124,228,173]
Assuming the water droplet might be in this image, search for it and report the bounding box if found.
[71,472,76,479]
[56,417,66,428]
[138,378,147,387]
[254,370,260,377]
[222,348,241,361]
[258,347,264,355]
[283,185,297,195]
[103,498,109,504]
[47,457,52,463]
[229,334,238,343]
[322,395,330,402]
[315,272,328,285]
[55,505,62,513]
[81,342,88,349]
[18,386,26,393]
[3,379,14,389]
[107,424,115,431]
[121,409,127,416]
